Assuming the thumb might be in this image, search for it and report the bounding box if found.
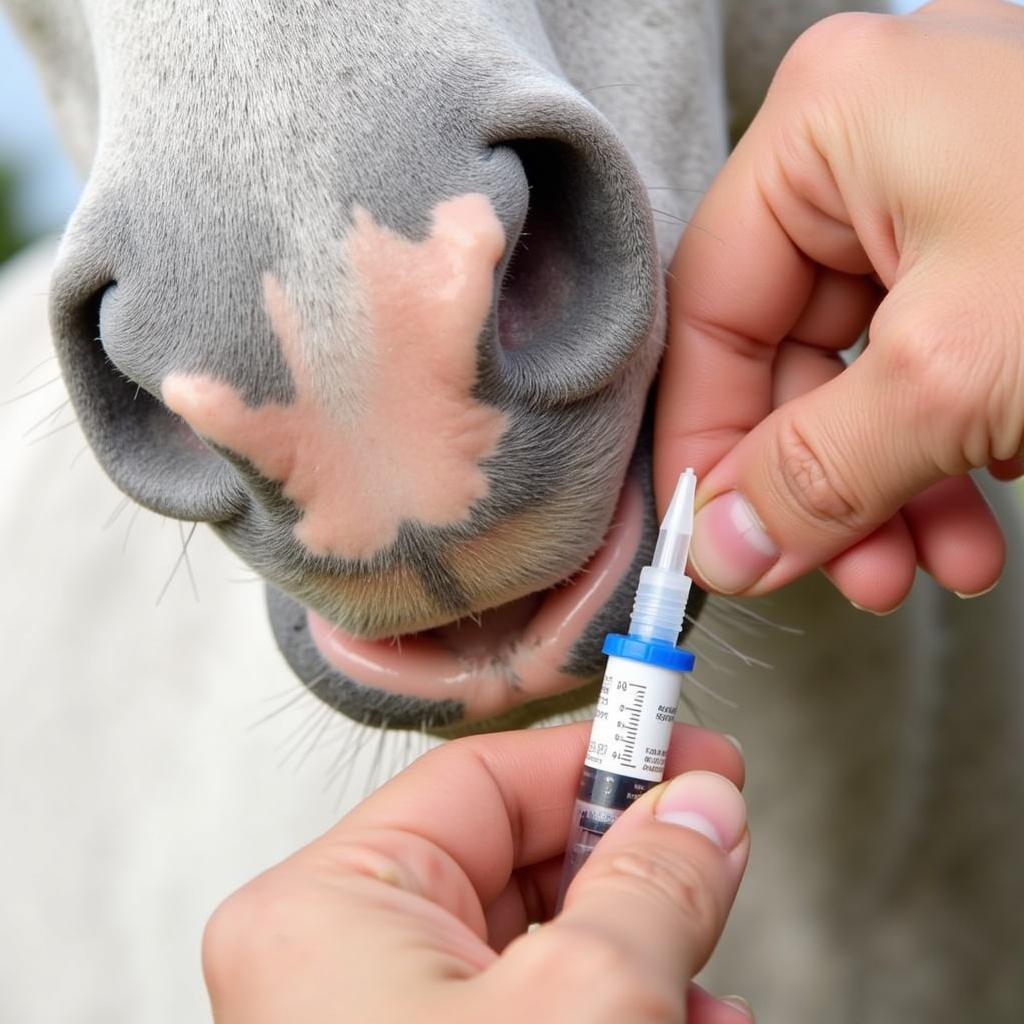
[550,772,748,998]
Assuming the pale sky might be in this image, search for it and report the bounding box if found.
[0,14,81,236]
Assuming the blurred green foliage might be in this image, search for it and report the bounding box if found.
[0,161,29,264]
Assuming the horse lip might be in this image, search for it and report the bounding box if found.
[302,474,646,724]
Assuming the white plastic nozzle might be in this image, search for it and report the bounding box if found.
[628,468,697,645]
[651,467,696,574]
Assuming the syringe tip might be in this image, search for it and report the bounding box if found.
[651,468,696,573]
[629,469,699,645]
[664,468,696,534]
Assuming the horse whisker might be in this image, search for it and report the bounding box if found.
[102,496,132,531]
[22,398,70,438]
[26,417,78,445]
[714,597,804,635]
[686,673,739,710]
[14,353,58,385]
[685,614,774,670]
[155,521,197,606]
[178,521,200,603]
[686,641,736,676]
[275,702,325,770]
[70,443,91,469]
[291,704,335,774]
[362,719,390,798]
[324,715,372,795]
[122,505,142,554]
[2,375,63,406]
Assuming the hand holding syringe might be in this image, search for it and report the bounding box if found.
[205,462,750,1018]
[556,468,699,907]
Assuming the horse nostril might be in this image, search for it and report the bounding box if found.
[489,124,659,405]
[497,141,578,355]
[51,277,245,522]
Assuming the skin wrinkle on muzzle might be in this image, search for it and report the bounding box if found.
[17,0,736,730]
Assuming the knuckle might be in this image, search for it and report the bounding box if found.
[201,886,265,990]
[779,12,893,86]
[879,308,991,461]
[773,418,864,530]
[316,834,424,893]
[992,367,1024,462]
[883,315,959,395]
[415,735,490,790]
[606,849,721,934]
[427,732,489,772]
[201,873,302,992]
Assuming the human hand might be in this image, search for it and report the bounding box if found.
[203,723,750,1023]
[656,0,1024,612]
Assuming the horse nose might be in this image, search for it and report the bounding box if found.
[159,195,511,560]
[47,89,658,536]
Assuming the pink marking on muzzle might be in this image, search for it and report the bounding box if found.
[307,477,645,723]
[161,194,508,560]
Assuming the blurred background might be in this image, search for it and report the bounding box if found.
[0,15,79,264]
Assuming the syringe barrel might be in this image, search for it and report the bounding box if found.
[556,776,655,910]
[555,643,693,911]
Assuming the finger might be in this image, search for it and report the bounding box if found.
[206,727,745,1021]
[484,856,562,951]
[654,122,815,510]
[475,772,748,1021]
[688,984,755,1024]
[332,723,744,928]
[654,100,876,517]
[772,343,919,612]
[772,339,845,408]
[902,475,1005,596]
[483,936,756,1022]
[686,299,999,595]
[989,456,1024,481]
[552,771,748,993]
[488,735,741,941]
[489,736,747,940]
[788,267,881,351]
[822,513,917,613]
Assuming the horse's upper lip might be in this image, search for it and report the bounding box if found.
[304,475,645,723]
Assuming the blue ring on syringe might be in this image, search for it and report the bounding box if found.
[602,633,695,672]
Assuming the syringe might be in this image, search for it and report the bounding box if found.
[555,468,698,909]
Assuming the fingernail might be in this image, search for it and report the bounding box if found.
[849,599,903,617]
[721,995,754,1019]
[655,771,747,852]
[724,733,743,756]
[955,579,1000,599]
[691,491,779,594]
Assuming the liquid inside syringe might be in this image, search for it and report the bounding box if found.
[556,469,698,908]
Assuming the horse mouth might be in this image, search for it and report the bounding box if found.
[267,469,654,731]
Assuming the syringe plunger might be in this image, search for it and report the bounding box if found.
[628,468,696,645]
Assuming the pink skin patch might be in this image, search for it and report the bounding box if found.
[162,194,508,560]
[307,477,645,723]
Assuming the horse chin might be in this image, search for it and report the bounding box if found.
[265,439,684,734]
